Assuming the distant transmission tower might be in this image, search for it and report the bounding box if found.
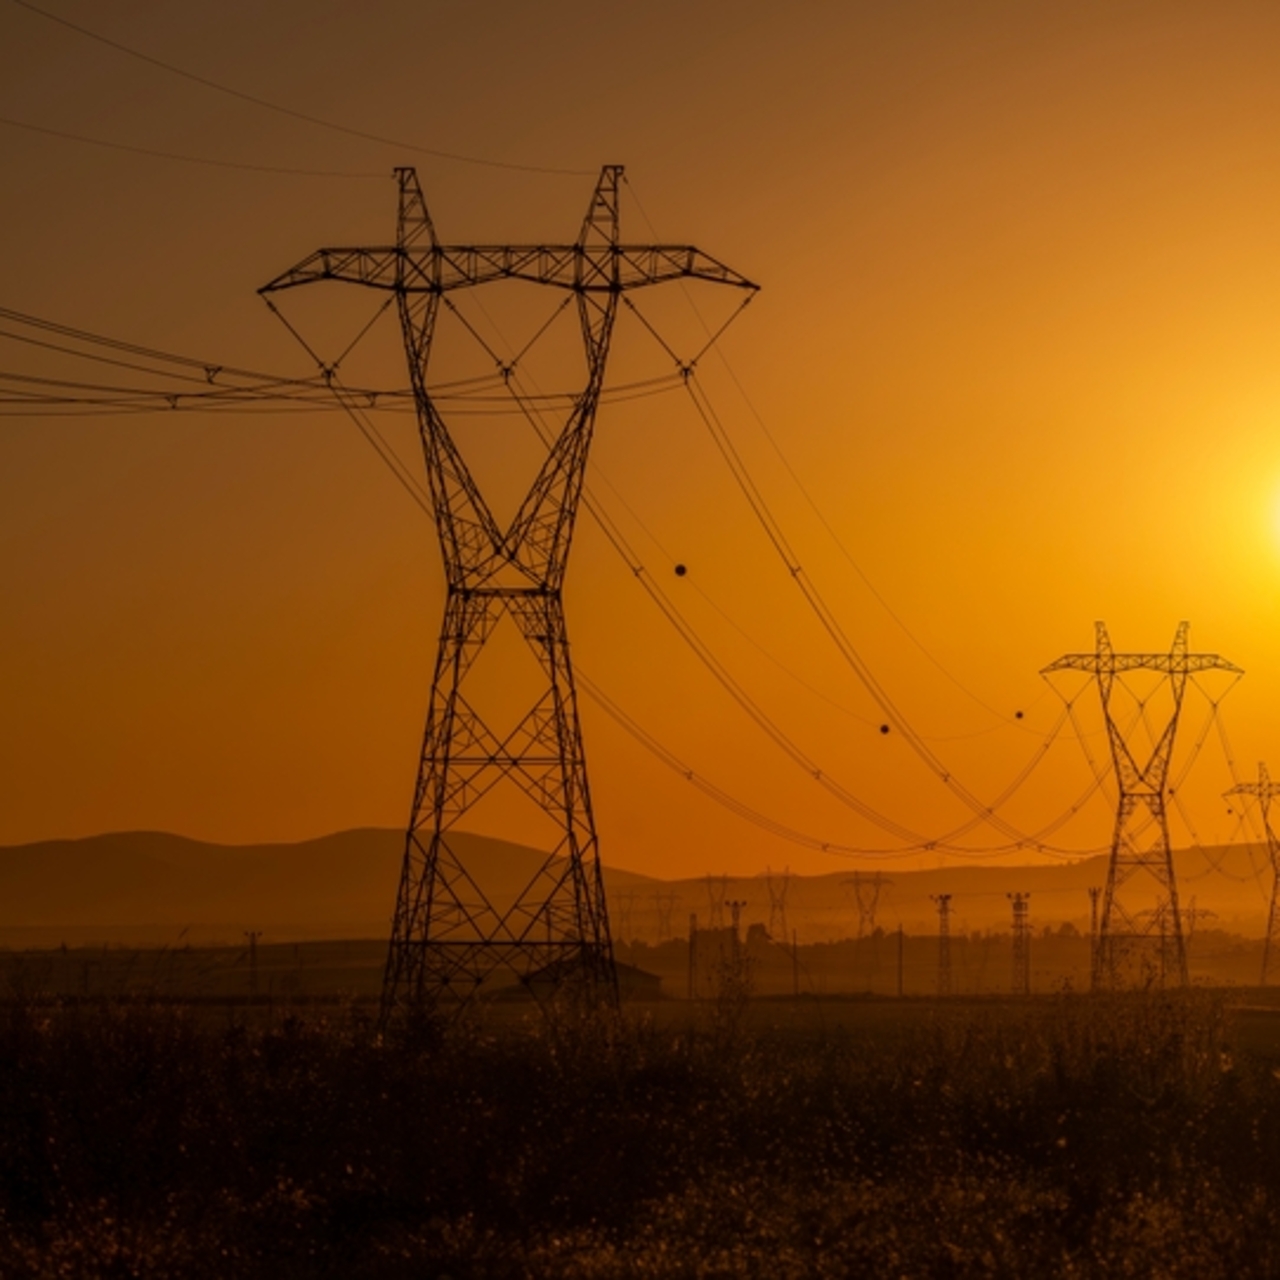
[1225,762,1280,984]
[704,875,730,931]
[765,867,791,940]
[652,891,678,942]
[262,166,756,1016]
[1008,893,1031,996]
[1043,622,1240,990]
[614,891,636,944]
[932,894,953,997]
[845,872,890,939]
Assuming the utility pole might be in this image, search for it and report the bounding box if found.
[1088,886,1102,986]
[1043,623,1240,989]
[1225,762,1280,985]
[1008,893,1031,996]
[931,895,952,997]
[897,925,905,998]
[791,928,800,999]
[263,166,756,1019]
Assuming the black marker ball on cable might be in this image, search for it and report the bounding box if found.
[879,724,890,735]
[674,563,687,577]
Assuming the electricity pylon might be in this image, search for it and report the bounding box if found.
[1043,622,1240,990]
[765,866,791,940]
[1008,893,1031,996]
[845,871,890,939]
[1225,762,1280,985]
[931,893,952,996]
[652,891,678,942]
[704,875,730,931]
[261,166,756,1016]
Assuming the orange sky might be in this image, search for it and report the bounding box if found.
[5,1,1280,879]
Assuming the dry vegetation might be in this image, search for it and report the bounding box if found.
[2,992,1279,1277]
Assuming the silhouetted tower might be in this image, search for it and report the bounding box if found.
[765,866,791,940]
[931,894,953,997]
[846,872,890,939]
[262,167,756,1016]
[704,875,730,931]
[652,891,678,942]
[614,891,636,944]
[1008,893,1031,996]
[1225,762,1280,984]
[1181,896,1216,944]
[1042,622,1240,990]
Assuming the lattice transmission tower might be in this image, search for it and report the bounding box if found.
[765,866,791,940]
[1225,762,1280,985]
[1043,622,1240,990]
[1008,892,1031,996]
[845,872,890,939]
[261,166,756,1015]
[704,875,730,931]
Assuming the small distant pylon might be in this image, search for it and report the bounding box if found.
[652,891,678,942]
[614,892,636,944]
[1225,762,1280,984]
[1182,895,1217,943]
[931,894,953,997]
[1043,622,1241,989]
[704,875,730,931]
[1008,893,1031,996]
[845,872,891,939]
[765,867,791,940]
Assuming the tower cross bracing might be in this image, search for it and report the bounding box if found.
[1043,622,1240,990]
[261,166,756,1015]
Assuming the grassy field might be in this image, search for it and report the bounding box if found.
[3,987,1280,1277]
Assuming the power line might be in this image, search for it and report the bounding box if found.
[623,175,1030,730]
[259,222,1105,859]
[0,113,383,178]
[683,371,1069,851]
[11,0,593,177]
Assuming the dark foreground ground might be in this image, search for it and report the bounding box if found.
[3,993,1280,1278]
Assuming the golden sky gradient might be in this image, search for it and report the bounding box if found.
[5,1,1280,879]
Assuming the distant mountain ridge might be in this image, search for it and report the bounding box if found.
[0,829,663,947]
[0,830,1271,947]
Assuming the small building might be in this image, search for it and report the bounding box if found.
[519,955,663,1002]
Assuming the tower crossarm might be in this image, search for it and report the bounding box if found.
[259,244,759,297]
[1040,653,1241,675]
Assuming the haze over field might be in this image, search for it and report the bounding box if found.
[1,829,1273,949]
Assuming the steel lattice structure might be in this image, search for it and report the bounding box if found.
[1043,622,1241,989]
[261,166,756,1014]
[845,871,890,939]
[1225,762,1280,985]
